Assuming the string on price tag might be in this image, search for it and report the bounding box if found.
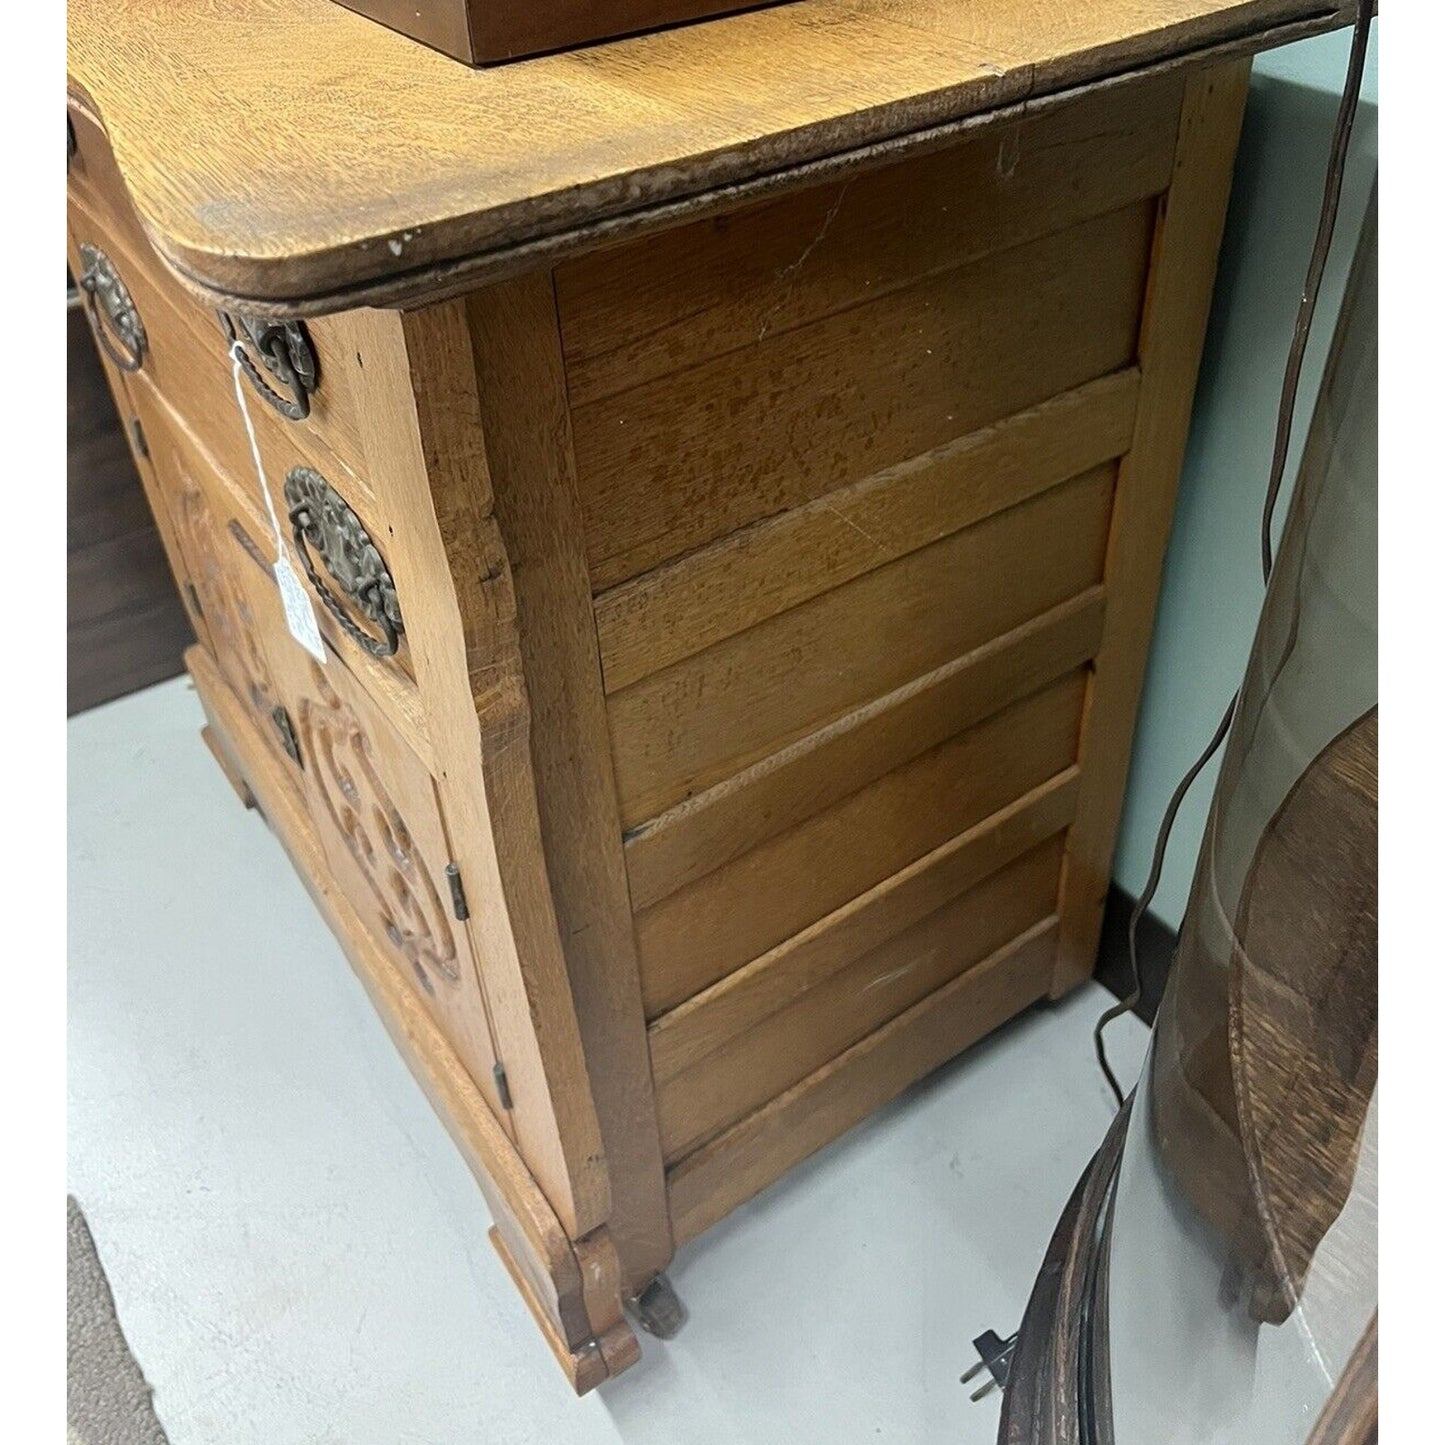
[228,346,327,665]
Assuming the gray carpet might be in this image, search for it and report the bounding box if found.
[67,1198,170,1445]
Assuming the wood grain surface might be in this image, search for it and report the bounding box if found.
[66,0,1356,311]
[465,274,674,1292]
[571,204,1150,590]
[653,837,1063,1160]
[1052,59,1252,995]
[633,672,1087,1014]
[666,916,1060,1243]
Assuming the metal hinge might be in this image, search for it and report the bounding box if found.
[492,1062,512,1111]
[184,581,204,621]
[444,862,469,920]
[129,416,149,458]
[270,705,303,769]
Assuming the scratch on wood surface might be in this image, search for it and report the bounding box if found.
[996,125,1022,180]
[818,499,889,558]
[861,951,935,994]
[757,181,851,341]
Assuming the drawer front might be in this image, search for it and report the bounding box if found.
[66,105,370,487]
[125,375,430,767]
[131,393,305,787]
[66,195,374,513]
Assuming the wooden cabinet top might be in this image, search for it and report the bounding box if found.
[68,0,1355,313]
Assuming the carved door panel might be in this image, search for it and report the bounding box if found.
[255,610,510,1126]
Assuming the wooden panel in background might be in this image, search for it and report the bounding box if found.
[654,836,1065,1161]
[666,916,1061,1245]
[556,76,1180,406]
[635,670,1087,1015]
[572,201,1154,589]
[67,296,191,715]
[608,466,1114,828]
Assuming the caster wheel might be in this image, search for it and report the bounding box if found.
[627,1274,687,1339]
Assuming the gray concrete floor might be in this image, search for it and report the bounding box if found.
[68,676,1148,1444]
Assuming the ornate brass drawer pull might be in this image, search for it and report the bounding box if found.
[220,312,320,421]
[283,466,403,658]
[78,243,145,372]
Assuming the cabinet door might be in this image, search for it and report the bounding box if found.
[252,574,511,1127]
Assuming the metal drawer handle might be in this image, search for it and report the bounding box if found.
[78,243,145,373]
[220,312,319,421]
[283,466,403,659]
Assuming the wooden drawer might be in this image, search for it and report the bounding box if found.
[127,381,431,764]
[66,194,374,514]
[66,105,371,489]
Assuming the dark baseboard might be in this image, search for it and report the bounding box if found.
[1094,884,1178,1026]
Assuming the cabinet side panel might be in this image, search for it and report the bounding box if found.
[1052,59,1254,995]
[466,273,674,1291]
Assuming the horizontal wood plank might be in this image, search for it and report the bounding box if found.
[574,201,1154,589]
[609,466,1114,828]
[654,837,1065,1160]
[596,370,1139,693]
[557,78,1179,406]
[647,770,1079,1085]
[666,915,1060,1245]
[624,591,1103,911]
[635,671,1087,1015]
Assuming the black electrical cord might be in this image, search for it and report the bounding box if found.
[1094,3,1375,1109]
[1260,4,1376,578]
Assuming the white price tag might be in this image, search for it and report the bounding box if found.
[274,555,328,665]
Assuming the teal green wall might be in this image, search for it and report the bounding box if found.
[1110,27,1378,927]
